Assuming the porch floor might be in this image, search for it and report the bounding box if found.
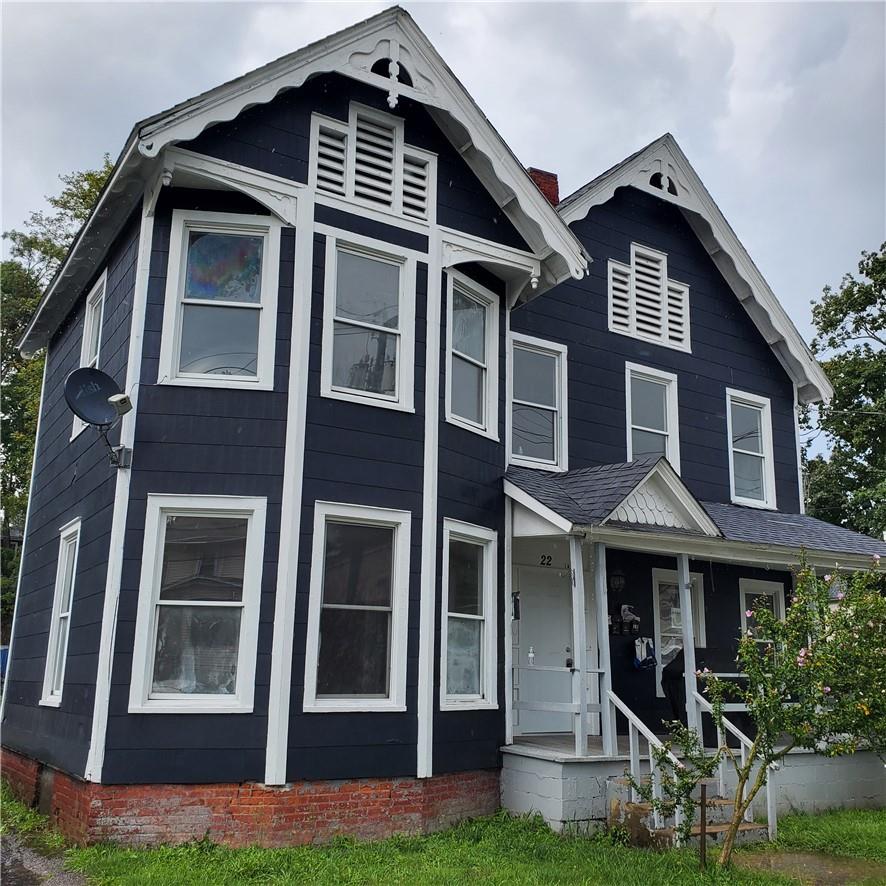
[504,732,665,763]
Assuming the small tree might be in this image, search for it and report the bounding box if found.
[632,554,885,868]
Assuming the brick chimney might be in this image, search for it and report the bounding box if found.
[528,167,559,206]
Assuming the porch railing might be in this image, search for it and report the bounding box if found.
[607,689,684,832]
[693,690,778,840]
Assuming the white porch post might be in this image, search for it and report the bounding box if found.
[569,536,588,756]
[677,552,700,734]
[594,542,616,755]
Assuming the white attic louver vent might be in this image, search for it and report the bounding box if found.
[316,125,347,196]
[353,115,396,208]
[402,152,429,219]
[607,244,691,351]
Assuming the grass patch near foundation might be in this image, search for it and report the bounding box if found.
[65,812,793,886]
[0,779,66,853]
[768,808,886,862]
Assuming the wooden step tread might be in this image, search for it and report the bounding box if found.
[655,822,765,837]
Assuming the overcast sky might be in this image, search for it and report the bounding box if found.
[3,1,884,346]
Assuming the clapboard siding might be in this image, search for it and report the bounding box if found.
[1,211,141,776]
[101,188,291,784]
[511,187,801,510]
[184,72,528,251]
[433,265,507,774]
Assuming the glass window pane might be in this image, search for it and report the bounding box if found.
[734,451,765,500]
[185,232,263,304]
[451,356,484,425]
[512,404,555,462]
[51,615,70,693]
[335,250,400,329]
[179,304,259,377]
[657,581,701,665]
[85,299,102,364]
[58,538,78,611]
[731,402,762,453]
[323,522,393,607]
[631,376,666,431]
[160,516,248,602]
[447,618,481,695]
[317,608,390,696]
[332,323,397,396]
[448,540,483,616]
[513,347,556,407]
[632,428,667,460]
[452,288,486,362]
[744,592,775,632]
[151,605,241,695]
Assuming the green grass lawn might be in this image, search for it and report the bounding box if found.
[769,808,886,862]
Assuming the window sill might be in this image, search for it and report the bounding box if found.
[38,695,63,708]
[508,457,567,474]
[70,421,88,442]
[321,387,415,414]
[158,376,274,392]
[128,700,254,714]
[445,414,499,442]
[440,699,499,712]
[730,496,777,511]
[303,701,407,714]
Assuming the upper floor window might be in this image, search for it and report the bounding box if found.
[158,210,281,390]
[72,272,107,437]
[445,272,499,439]
[726,389,776,509]
[608,243,690,352]
[320,229,417,412]
[508,332,568,472]
[40,518,81,706]
[310,104,437,224]
[128,494,266,713]
[441,519,498,711]
[304,501,411,713]
[626,363,681,472]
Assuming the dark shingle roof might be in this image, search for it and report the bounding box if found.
[701,502,886,558]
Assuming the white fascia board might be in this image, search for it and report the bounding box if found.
[503,480,573,534]
[559,134,831,405]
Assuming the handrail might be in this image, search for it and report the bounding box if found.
[693,691,753,746]
[608,690,682,767]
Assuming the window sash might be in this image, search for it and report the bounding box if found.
[511,342,562,466]
[42,522,81,703]
[727,391,774,506]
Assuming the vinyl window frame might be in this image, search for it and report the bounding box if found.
[726,388,777,509]
[625,362,681,473]
[440,518,498,711]
[651,567,706,698]
[71,271,108,438]
[157,209,281,391]
[507,332,569,472]
[739,578,785,637]
[40,518,82,707]
[128,494,266,714]
[320,226,418,413]
[303,501,411,713]
[445,271,499,440]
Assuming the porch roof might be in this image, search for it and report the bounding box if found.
[504,458,886,567]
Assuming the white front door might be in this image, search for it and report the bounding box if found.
[514,565,598,735]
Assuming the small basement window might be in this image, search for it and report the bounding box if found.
[128,494,267,713]
[158,210,281,390]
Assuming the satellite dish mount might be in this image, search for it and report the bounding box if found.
[64,368,133,468]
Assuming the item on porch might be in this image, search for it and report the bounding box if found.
[633,637,657,670]
[527,646,535,666]
[621,603,641,634]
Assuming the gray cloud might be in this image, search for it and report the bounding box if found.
[3,1,883,345]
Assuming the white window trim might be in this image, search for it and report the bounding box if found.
[71,271,108,439]
[739,578,786,635]
[444,271,499,440]
[440,519,498,711]
[157,209,281,391]
[319,226,418,413]
[40,518,82,707]
[303,501,411,713]
[726,388,777,509]
[625,362,681,473]
[128,494,266,714]
[507,332,568,472]
[651,567,706,698]
[309,105,438,228]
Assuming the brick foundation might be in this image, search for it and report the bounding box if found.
[1,747,500,847]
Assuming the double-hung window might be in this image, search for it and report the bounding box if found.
[726,389,776,508]
[626,363,681,471]
[739,578,785,639]
[321,230,417,412]
[441,519,498,710]
[158,210,281,390]
[651,568,706,698]
[40,518,81,706]
[129,494,266,713]
[304,502,411,712]
[72,272,107,437]
[508,333,568,471]
[446,272,499,438]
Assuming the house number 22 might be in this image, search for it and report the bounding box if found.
[539,554,553,566]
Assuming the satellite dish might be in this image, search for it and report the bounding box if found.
[64,368,122,427]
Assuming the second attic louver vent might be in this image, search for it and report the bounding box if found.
[311,107,433,222]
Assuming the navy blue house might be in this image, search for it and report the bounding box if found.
[3,7,884,845]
